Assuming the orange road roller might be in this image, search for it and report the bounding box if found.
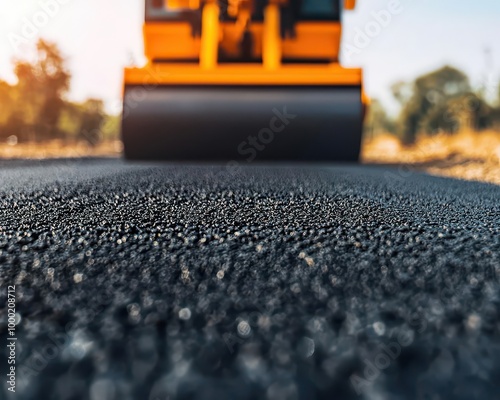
[122,0,366,161]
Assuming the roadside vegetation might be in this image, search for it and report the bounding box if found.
[363,66,500,185]
[365,65,500,144]
[0,39,119,148]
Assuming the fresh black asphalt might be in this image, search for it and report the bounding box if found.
[0,159,499,400]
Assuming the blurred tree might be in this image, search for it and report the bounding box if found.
[391,81,413,106]
[57,102,83,139]
[497,80,500,107]
[422,93,492,134]
[492,83,500,128]
[0,81,21,141]
[14,39,70,141]
[77,99,106,146]
[100,114,121,141]
[364,98,396,139]
[13,62,40,140]
[3,112,26,142]
[0,39,118,145]
[393,66,472,144]
[0,81,14,127]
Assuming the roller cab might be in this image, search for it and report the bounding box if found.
[122,0,366,161]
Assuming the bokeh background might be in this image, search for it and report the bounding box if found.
[0,0,499,182]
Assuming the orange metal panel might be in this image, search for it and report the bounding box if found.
[344,0,356,10]
[282,23,341,60]
[144,21,341,62]
[143,23,200,60]
[124,64,362,86]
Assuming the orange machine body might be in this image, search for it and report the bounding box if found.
[125,0,363,90]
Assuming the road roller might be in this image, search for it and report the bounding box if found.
[122,0,365,161]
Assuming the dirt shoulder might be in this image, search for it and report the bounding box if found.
[362,131,500,185]
[1,131,499,185]
[0,140,122,159]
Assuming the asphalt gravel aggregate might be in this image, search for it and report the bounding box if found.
[0,159,499,400]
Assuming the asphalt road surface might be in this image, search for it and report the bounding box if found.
[1,159,499,400]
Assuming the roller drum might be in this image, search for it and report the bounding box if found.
[121,86,363,161]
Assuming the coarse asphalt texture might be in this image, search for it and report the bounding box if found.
[1,159,499,400]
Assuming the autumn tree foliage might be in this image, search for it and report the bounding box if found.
[0,39,114,144]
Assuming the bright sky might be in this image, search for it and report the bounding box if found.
[0,0,499,115]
